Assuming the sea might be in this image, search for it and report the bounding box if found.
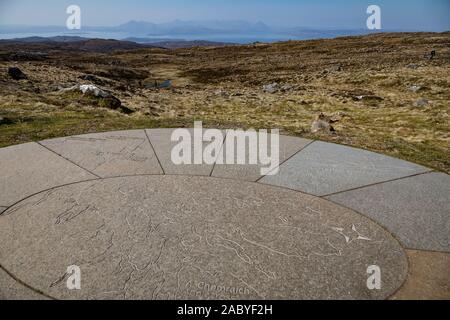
[0,30,357,44]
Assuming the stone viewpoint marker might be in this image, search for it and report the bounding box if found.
[0,129,448,300]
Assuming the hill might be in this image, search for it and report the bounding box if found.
[0,37,157,53]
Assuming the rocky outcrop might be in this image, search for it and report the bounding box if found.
[60,84,123,110]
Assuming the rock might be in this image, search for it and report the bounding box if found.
[414,98,429,107]
[8,67,28,80]
[353,95,384,102]
[60,84,122,110]
[311,113,336,134]
[118,105,135,115]
[328,64,343,72]
[263,82,295,93]
[409,85,423,93]
[98,96,122,110]
[214,89,229,97]
[263,83,279,93]
[311,120,334,134]
[0,116,13,125]
[281,84,295,92]
[78,74,102,83]
[79,84,111,98]
[424,50,436,60]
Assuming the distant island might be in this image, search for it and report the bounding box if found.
[0,19,383,44]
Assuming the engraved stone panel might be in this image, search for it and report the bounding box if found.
[0,176,407,300]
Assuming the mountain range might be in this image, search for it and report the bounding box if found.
[113,20,272,35]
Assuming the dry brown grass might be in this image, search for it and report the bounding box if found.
[1,32,449,172]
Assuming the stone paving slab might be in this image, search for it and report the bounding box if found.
[0,143,97,207]
[260,141,431,196]
[40,130,163,178]
[212,135,311,182]
[0,267,50,300]
[0,176,407,300]
[391,250,450,300]
[327,173,450,252]
[146,128,224,176]
[1,130,448,300]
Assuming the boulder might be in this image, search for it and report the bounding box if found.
[118,105,135,114]
[414,98,429,107]
[214,89,229,97]
[281,84,295,92]
[328,64,343,72]
[311,113,336,134]
[8,67,28,80]
[263,83,279,93]
[353,95,383,102]
[424,50,436,60]
[98,96,122,110]
[60,84,122,110]
[409,85,423,93]
[79,84,111,98]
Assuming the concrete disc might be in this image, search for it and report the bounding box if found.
[0,175,407,300]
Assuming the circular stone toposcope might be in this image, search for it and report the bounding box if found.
[0,175,408,300]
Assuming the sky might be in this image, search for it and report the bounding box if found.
[0,0,449,31]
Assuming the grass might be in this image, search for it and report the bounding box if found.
[1,101,447,173]
[0,108,190,148]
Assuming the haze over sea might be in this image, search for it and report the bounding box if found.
[0,30,369,44]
